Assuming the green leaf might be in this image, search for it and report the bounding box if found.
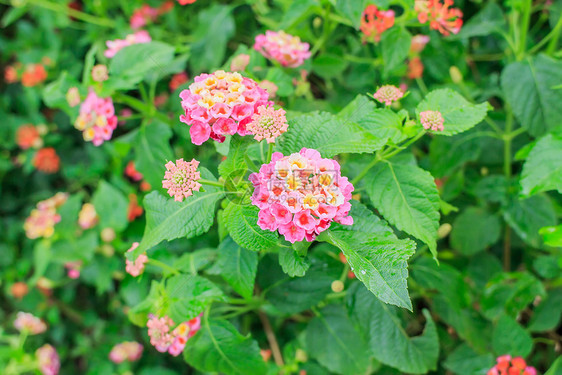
[134,121,173,190]
[540,225,562,247]
[110,42,176,86]
[92,180,128,231]
[223,203,278,252]
[279,246,310,277]
[56,194,82,238]
[215,236,257,299]
[520,133,562,196]
[381,27,412,72]
[279,0,319,29]
[450,207,501,255]
[330,200,395,238]
[454,2,506,38]
[528,288,562,332]
[184,319,266,375]
[345,95,405,143]
[429,131,482,178]
[501,54,562,137]
[416,89,490,136]
[334,0,389,27]
[165,275,224,322]
[312,54,348,79]
[218,134,253,179]
[190,5,235,73]
[492,315,533,358]
[365,162,440,258]
[129,169,223,259]
[503,194,556,248]
[306,305,370,375]
[443,344,494,375]
[545,357,562,375]
[324,230,415,310]
[347,283,439,374]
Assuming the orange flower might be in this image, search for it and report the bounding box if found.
[33,148,60,173]
[16,124,42,150]
[360,5,395,43]
[127,194,143,222]
[408,57,424,79]
[21,64,47,87]
[169,72,189,91]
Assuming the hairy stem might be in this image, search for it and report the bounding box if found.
[258,310,284,367]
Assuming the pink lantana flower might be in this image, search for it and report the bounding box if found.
[179,70,271,145]
[420,110,445,131]
[415,0,463,36]
[254,31,311,68]
[360,5,395,43]
[74,90,118,146]
[104,31,152,58]
[487,354,537,375]
[36,344,60,375]
[24,193,68,239]
[230,54,250,72]
[91,64,108,82]
[147,314,202,356]
[246,105,289,143]
[78,203,98,229]
[373,85,404,106]
[162,159,202,202]
[249,148,354,243]
[125,242,148,277]
[14,312,47,335]
[109,341,143,363]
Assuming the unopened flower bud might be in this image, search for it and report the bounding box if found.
[437,223,452,239]
[101,227,116,242]
[11,282,29,299]
[295,349,308,363]
[449,66,463,84]
[331,280,344,293]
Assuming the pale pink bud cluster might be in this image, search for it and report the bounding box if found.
[420,110,445,131]
[487,355,537,375]
[247,105,289,143]
[415,0,463,36]
[230,54,250,72]
[147,314,201,356]
[91,65,108,82]
[249,148,354,243]
[109,341,143,363]
[74,90,118,146]
[24,193,68,239]
[66,87,80,107]
[125,242,148,277]
[104,31,152,58]
[36,344,60,375]
[78,203,98,229]
[373,85,404,106]
[14,312,47,335]
[179,70,272,145]
[162,159,202,202]
[254,31,311,68]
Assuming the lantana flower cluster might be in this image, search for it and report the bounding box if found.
[415,0,463,36]
[360,5,395,43]
[74,90,118,146]
[147,314,202,356]
[104,31,152,58]
[130,2,173,29]
[125,242,149,277]
[254,31,311,68]
[487,355,536,375]
[162,158,202,202]
[420,110,445,131]
[4,62,48,87]
[179,71,272,145]
[33,147,60,174]
[109,341,143,363]
[78,203,98,229]
[249,148,354,243]
[373,85,404,106]
[24,193,68,239]
[16,124,43,150]
[14,312,47,335]
[36,344,60,375]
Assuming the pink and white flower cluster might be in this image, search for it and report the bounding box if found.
[24,193,68,239]
[147,314,201,356]
[104,31,152,58]
[74,90,118,146]
[373,85,404,106]
[109,341,143,363]
[254,31,311,68]
[78,203,98,229]
[36,344,60,375]
[162,158,202,202]
[179,70,272,145]
[420,110,445,131]
[14,312,47,335]
[125,242,148,277]
[249,148,354,243]
[487,355,536,375]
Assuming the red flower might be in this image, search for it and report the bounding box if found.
[21,64,47,87]
[33,148,60,173]
[169,72,189,92]
[16,124,42,150]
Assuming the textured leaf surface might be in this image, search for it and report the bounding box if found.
[416,89,490,135]
[347,283,439,374]
[365,162,440,257]
[381,27,412,72]
[110,42,175,84]
[165,275,224,323]
[223,203,278,252]
[184,319,266,375]
[492,315,533,358]
[306,305,370,375]
[279,246,310,277]
[129,169,223,259]
[135,121,173,190]
[502,54,562,136]
[520,133,562,196]
[503,195,556,248]
[92,180,128,231]
[451,207,501,255]
[443,344,494,375]
[218,135,253,179]
[215,236,257,299]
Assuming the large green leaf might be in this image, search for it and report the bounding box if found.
[501,54,562,136]
[365,162,440,257]
[128,169,223,259]
[214,236,257,299]
[546,357,562,375]
[492,315,533,358]
[503,194,556,248]
[223,203,278,252]
[450,207,501,255]
[92,180,128,231]
[528,288,562,332]
[164,275,224,323]
[134,121,173,190]
[454,2,506,38]
[279,246,310,277]
[416,89,490,136]
[184,318,266,375]
[443,344,494,375]
[306,305,370,375]
[347,283,439,374]
[218,135,253,179]
[381,27,412,73]
[520,133,562,196]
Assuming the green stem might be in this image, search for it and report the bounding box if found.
[546,16,562,55]
[148,259,179,275]
[27,0,115,27]
[517,0,532,60]
[310,3,333,56]
[416,77,428,95]
[266,143,274,163]
[199,179,225,188]
[503,111,514,271]
[351,155,380,185]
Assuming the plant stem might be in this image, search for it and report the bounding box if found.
[266,143,274,163]
[546,15,562,55]
[503,111,514,271]
[199,179,225,188]
[148,259,179,275]
[517,0,532,60]
[351,156,380,185]
[27,0,116,28]
[258,310,284,367]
